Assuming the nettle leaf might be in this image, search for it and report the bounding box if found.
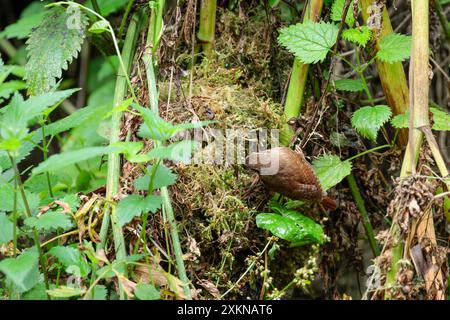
[431,107,450,131]
[0,1,47,39]
[342,26,372,47]
[331,0,356,27]
[87,285,108,300]
[278,21,339,64]
[0,212,14,244]
[312,154,352,191]
[0,247,40,293]
[391,112,409,129]
[25,6,88,95]
[146,140,199,164]
[334,79,365,92]
[0,184,40,214]
[256,210,324,246]
[49,246,91,278]
[117,195,162,227]
[376,33,412,63]
[32,145,120,174]
[134,164,178,191]
[25,211,74,232]
[351,105,392,141]
[137,108,175,141]
[135,284,161,300]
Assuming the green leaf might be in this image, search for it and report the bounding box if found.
[88,285,108,300]
[117,195,162,227]
[22,283,48,300]
[0,212,14,245]
[0,247,40,293]
[342,26,372,47]
[89,20,110,34]
[391,112,409,129]
[25,6,88,95]
[0,81,28,100]
[312,154,352,191]
[0,184,40,214]
[334,79,365,92]
[431,107,450,131]
[376,33,412,63]
[0,2,47,39]
[134,164,178,191]
[137,108,175,141]
[146,140,199,163]
[351,105,392,141]
[87,0,130,16]
[32,145,120,174]
[278,21,339,64]
[135,284,161,300]
[25,211,74,232]
[47,286,85,298]
[49,246,91,278]
[331,0,356,27]
[256,210,324,245]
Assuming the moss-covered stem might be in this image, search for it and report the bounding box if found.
[197,0,217,58]
[280,0,324,146]
[143,1,192,299]
[347,174,380,256]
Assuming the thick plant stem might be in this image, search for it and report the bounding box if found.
[360,0,409,146]
[280,0,324,146]
[197,0,217,58]
[347,174,380,256]
[100,12,143,250]
[142,1,192,299]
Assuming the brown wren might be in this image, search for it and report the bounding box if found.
[247,147,337,210]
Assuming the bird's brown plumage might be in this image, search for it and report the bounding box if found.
[247,147,337,210]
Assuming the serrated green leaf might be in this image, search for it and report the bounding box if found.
[25,211,74,232]
[256,210,324,245]
[391,112,409,129]
[342,26,372,47]
[0,212,14,245]
[0,2,47,39]
[312,155,352,191]
[47,286,85,298]
[134,164,177,191]
[376,33,412,63]
[431,107,450,131]
[351,105,392,141]
[32,145,120,174]
[146,140,199,164]
[278,21,339,64]
[0,183,40,214]
[0,81,28,100]
[331,0,356,27]
[135,284,161,300]
[334,79,365,92]
[25,7,88,95]
[49,246,91,278]
[0,247,40,293]
[117,195,162,227]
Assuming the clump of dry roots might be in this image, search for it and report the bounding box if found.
[369,168,448,300]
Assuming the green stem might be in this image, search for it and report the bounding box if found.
[118,0,136,40]
[9,155,50,296]
[280,0,324,146]
[142,2,192,298]
[197,0,217,57]
[346,144,391,162]
[90,0,102,15]
[41,125,54,198]
[435,0,450,45]
[347,174,380,256]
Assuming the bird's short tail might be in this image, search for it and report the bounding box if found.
[321,196,338,210]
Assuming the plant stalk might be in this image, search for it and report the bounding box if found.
[197,0,217,58]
